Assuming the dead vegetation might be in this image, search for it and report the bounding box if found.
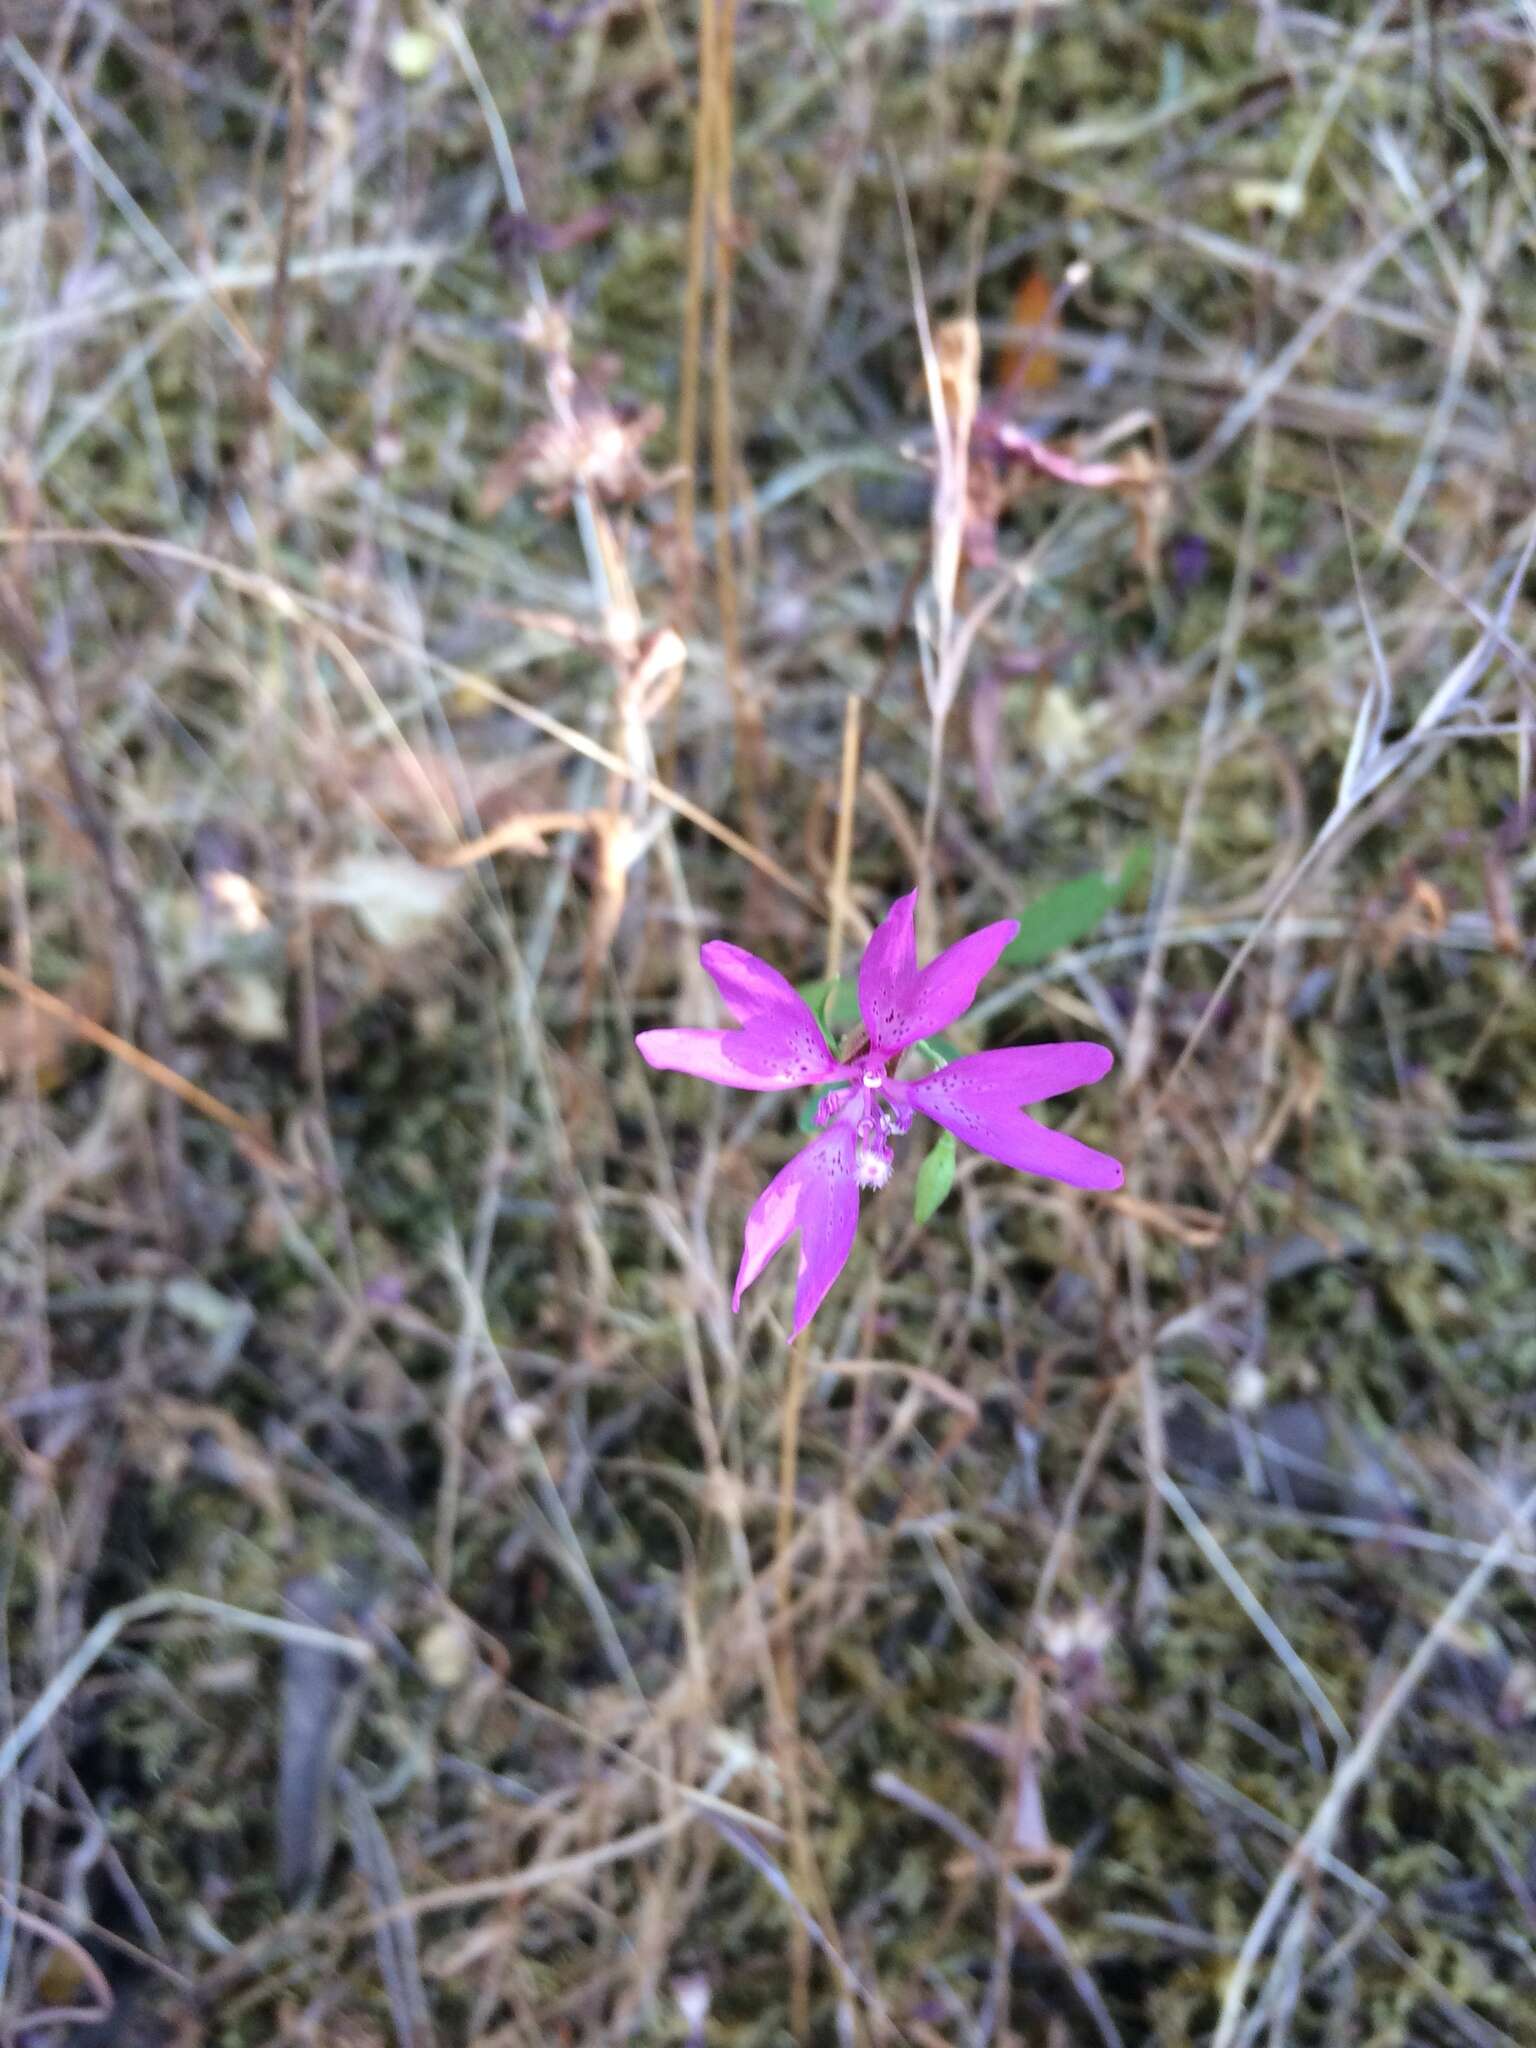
[3,3,1536,2044]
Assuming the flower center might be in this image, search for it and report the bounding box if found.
[819,1062,915,1188]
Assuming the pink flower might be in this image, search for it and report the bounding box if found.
[637,892,1123,1336]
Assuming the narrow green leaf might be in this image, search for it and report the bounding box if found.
[797,975,861,1049]
[1000,844,1151,970]
[825,977,863,1036]
[798,977,834,1050]
[913,1130,957,1224]
[915,1032,963,1068]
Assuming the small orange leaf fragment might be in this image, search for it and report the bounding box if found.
[997,269,1059,395]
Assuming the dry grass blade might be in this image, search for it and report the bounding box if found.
[1157,1472,1349,1748]
[366,1813,692,1927]
[1187,157,1486,473]
[1212,1481,1536,2046]
[0,1593,372,1787]
[874,1771,1124,2048]
[0,528,821,911]
[1155,516,1536,1105]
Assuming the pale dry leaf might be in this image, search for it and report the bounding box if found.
[417,1614,475,1691]
[586,810,643,974]
[930,316,982,633]
[1034,686,1098,774]
[203,868,268,935]
[216,971,286,1044]
[1115,444,1171,578]
[1232,177,1303,218]
[479,401,665,518]
[305,855,463,950]
[935,316,981,440]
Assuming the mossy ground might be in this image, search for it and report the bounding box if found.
[3,4,1536,2044]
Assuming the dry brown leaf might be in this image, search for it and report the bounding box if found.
[434,807,593,868]
[1115,443,1172,578]
[1372,871,1448,965]
[478,400,665,519]
[963,408,1169,575]
[931,317,984,593]
[996,267,1060,394]
[583,809,643,995]
[349,739,574,853]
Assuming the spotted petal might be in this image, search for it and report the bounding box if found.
[903,1044,1123,1191]
[733,1120,860,1334]
[857,891,1019,1057]
[637,940,843,1092]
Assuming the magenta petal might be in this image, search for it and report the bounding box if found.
[634,1028,802,1091]
[857,893,1019,1055]
[905,1045,1123,1191]
[898,920,1020,1045]
[733,1121,860,1334]
[700,941,808,1027]
[914,1042,1114,1104]
[857,892,920,1051]
[635,940,842,1092]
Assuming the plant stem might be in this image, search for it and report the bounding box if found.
[774,1324,812,2032]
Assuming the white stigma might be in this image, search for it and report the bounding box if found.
[856,1145,893,1190]
[854,1107,896,1189]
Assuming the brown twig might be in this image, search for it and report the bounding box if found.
[706,0,762,823]
[0,1901,115,2032]
[675,0,714,613]
[825,693,863,986]
[0,960,286,1175]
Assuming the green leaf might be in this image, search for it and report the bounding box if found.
[1000,843,1151,970]
[913,1130,957,1225]
[827,977,863,1035]
[797,974,862,1048]
[798,978,835,1050]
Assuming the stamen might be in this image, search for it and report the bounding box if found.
[815,1087,851,1127]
